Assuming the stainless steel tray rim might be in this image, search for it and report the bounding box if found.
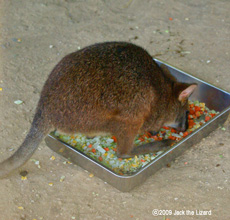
[154,58,230,96]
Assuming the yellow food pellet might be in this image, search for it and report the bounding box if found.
[104,153,108,156]
[21,176,27,180]
[89,173,94,177]
[72,140,77,144]
[17,38,22,42]
[18,206,24,210]
[48,182,53,186]
[0,88,2,91]
[67,161,72,164]
[50,156,56,161]
[110,154,114,158]
[59,148,65,153]
[200,103,205,108]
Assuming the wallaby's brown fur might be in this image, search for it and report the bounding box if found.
[0,41,197,177]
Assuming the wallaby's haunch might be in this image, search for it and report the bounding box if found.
[0,42,197,178]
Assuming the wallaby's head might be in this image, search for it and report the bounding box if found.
[160,64,197,132]
[169,83,197,131]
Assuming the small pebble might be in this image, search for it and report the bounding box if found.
[185,18,189,20]
[20,170,28,177]
[49,45,54,48]
[206,60,211,63]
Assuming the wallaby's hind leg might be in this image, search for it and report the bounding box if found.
[130,139,174,156]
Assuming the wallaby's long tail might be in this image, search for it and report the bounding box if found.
[0,114,51,178]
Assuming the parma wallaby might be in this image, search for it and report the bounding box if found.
[0,41,197,177]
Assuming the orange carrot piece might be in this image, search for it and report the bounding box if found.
[112,136,117,142]
[205,116,211,122]
[98,156,103,161]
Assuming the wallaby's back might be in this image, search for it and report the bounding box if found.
[0,42,195,177]
[39,42,168,134]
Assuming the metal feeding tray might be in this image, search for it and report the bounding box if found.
[45,58,230,192]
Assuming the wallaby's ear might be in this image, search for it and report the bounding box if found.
[160,64,177,82]
[178,84,197,102]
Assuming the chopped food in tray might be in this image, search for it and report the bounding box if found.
[54,101,219,175]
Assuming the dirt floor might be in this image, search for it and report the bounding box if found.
[0,0,230,219]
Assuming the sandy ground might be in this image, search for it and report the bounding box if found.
[0,0,230,219]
